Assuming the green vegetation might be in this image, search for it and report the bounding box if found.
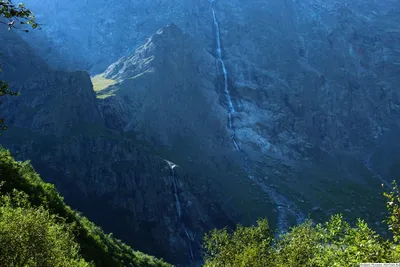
[203,183,400,267]
[384,182,400,242]
[0,148,171,267]
[91,74,117,98]
[0,80,17,132]
[0,191,90,266]
[91,74,117,92]
[255,153,390,230]
[0,1,38,31]
[204,218,273,267]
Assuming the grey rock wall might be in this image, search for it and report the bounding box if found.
[0,30,248,265]
[2,0,400,265]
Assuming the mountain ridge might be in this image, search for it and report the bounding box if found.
[1,0,400,265]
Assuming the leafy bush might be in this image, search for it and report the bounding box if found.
[204,219,273,267]
[0,190,90,266]
[0,148,171,267]
[204,184,400,267]
[384,182,400,243]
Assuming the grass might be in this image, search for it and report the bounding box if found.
[91,74,118,99]
[91,74,117,92]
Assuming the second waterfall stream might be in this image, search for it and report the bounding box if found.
[209,0,305,234]
[167,161,195,262]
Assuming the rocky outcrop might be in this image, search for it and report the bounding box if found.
[0,29,272,265]
[98,24,236,170]
[218,0,400,159]
[198,0,400,230]
[19,0,214,73]
[0,28,102,136]
[93,0,400,231]
[3,0,400,265]
[20,0,400,162]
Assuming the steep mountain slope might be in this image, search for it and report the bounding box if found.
[2,0,400,265]
[88,0,400,228]
[0,149,171,267]
[210,0,400,227]
[0,28,274,265]
[219,0,400,156]
[19,0,213,73]
[97,24,233,170]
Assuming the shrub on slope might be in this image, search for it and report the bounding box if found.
[0,148,171,267]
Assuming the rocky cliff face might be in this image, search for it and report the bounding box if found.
[2,0,400,265]
[88,0,400,228]
[0,28,102,136]
[0,28,275,265]
[19,0,213,73]
[99,24,234,169]
[219,0,400,156]
[209,0,400,228]
[20,0,400,158]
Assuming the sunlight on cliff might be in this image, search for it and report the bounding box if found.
[91,74,116,92]
[91,74,117,99]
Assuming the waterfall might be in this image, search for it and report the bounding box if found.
[249,175,305,233]
[171,167,182,218]
[243,157,305,234]
[184,227,195,261]
[210,0,238,151]
[211,7,235,115]
[209,0,304,235]
[167,161,195,262]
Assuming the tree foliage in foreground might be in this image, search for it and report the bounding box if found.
[0,148,171,267]
[0,190,90,266]
[0,0,38,31]
[204,184,400,267]
[384,182,400,243]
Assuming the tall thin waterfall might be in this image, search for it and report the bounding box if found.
[210,0,239,151]
[167,161,195,262]
[209,0,304,234]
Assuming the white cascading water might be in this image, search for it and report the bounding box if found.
[209,0,304,234]
[184,228,195,261]
[242,157,305,234]
[210,0,240,151]
[167,161,195,262]
[248,174,305,232]
[171,169,182,218]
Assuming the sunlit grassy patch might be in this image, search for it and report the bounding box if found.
[91,74,117,92]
